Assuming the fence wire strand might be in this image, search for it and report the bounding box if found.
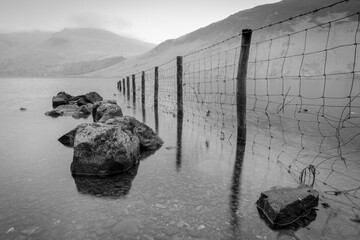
[117,2,360,217]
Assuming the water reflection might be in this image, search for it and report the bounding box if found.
[72,162,139,198]
[176,115,183,171]
[142,105,146,123]
[154,105,159,134]
[229,133,246,232]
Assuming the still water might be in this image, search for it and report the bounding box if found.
[0,78,358,240]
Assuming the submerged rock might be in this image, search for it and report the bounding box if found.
[71,123,140,175]
[256,187,319,228]
[45,109,64,117]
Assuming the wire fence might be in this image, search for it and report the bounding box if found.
[117,0,360,218]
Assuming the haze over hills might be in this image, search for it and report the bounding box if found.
[0,28,155,76]
[0,0,358,77]
[85,0,360,77]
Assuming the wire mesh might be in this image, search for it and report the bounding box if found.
[246,11,360,214]
[120,0,360,217]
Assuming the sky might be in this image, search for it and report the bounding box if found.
[0,0,281,44]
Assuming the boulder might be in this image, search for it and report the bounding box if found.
[105,116,163,150]
[52,91,73,108]
[256,187,319,227]
[45,109,63,117]
[93,101,123,122]
[58,123,87,147]
[85,91,103,103]
[71,123,140,175]
[79,103,93,115]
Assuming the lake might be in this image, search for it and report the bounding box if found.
[0,77,359,240]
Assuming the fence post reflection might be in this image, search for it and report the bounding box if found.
[126,76,130,100]
[176,115,183,171]
[230,132,246,232]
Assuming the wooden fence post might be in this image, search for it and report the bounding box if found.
[127,76,130,100]
[141,71,145,107]
[123,79,125,95]
[132,74,136,103]
[236,29,252,145]
[176,56,183,117]
[154,67,159,112]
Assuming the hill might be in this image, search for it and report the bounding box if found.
[0,28,155,76]
[84,0,359,77]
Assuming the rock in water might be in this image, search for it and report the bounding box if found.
[71,123,140,175]
[85,91,103,103]
[52,91,73,108]
[256,187,319,227]
[45,109,64,117]
[92,101,123,122]
[105,116,164,150]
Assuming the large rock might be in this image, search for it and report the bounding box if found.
[58,123,87,147]
[105,116,163,150]
[85,91,103,103]
[93,101,123,122]
[71,123,140,175]
[256,187,319,227]
[52,91,73,108]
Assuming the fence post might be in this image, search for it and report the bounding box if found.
[176,56,183,117]
[119,80,122,92]
[154,67,159,112]
[141,71,145,107]
[127,76,130,100]
[123,79,125,95]
[236,29,252,145]
[132,74,136,103]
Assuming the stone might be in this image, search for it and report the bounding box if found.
[55,104,80,116]
[96,104,123,123]
[256,187,319,227]
[52,91,73,108]
[45,109,63,117]
[105,116,163,150]
[92,101,123,123]
[85,91,103,103]
[71,122,140,175]
[79,103,93,115]
[58,123,87,147]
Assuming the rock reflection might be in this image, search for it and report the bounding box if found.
[257,207,317,237]
[72,162,139,198]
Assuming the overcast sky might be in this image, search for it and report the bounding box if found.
[0,0,281,44]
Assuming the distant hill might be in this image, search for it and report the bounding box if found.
[0,28,155,76]
[84,0,360,77]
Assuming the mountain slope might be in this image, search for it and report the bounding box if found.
[85,0,359,77]
[0,28,155,76]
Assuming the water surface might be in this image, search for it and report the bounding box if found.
[0,78,358,240]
